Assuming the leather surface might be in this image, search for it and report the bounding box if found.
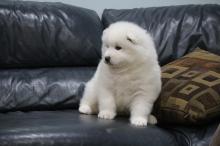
[0,110,179,146]
[166,122,220,146]
[210,124,220,146]
[0,67,95,112]
[102,4,220,65]
[0,1,102,68]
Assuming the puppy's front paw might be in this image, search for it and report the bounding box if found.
[98,111,116,120]
[79,104,92,114]
[130,117,147,127]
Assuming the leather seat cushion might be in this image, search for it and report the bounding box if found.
[0,110,178,146]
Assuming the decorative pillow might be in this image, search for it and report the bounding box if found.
[155,48,220,125]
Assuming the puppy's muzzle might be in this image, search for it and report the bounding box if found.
[104,56,111,64]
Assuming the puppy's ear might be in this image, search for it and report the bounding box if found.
[102,28,109,42]
[102,28,109,36]
[126,32,138,45]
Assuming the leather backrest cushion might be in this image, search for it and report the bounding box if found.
[102,4,220,65]
[0,1,102,68]
[0,67,95,112]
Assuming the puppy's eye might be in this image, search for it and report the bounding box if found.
[115,46,122,50]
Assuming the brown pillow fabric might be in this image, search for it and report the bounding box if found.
[155,48,220,125]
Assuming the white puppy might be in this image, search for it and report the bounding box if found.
[79,21,161,126]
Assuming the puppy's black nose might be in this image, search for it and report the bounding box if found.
[105,56,111,63]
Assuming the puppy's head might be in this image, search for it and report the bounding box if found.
[101,21,155,68]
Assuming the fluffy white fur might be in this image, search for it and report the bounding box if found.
[79,21,161,126]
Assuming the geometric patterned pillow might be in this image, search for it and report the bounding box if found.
[154,48,220,125]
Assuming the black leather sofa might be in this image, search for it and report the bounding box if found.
[0,1,219,146]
